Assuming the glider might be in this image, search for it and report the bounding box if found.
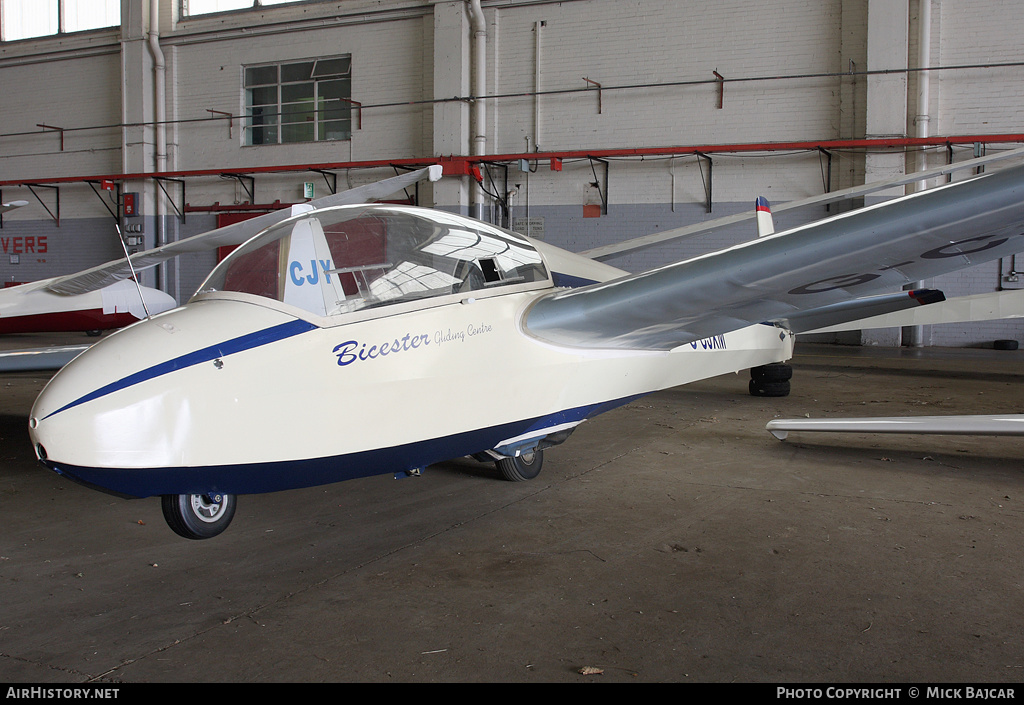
[24,159,1024,539]
[0,197,177,345]
[0,279,175,338]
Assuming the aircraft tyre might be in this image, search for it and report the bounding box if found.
[748,378,791,397]
[496,448,543,482]
[749,363,792,397]
[750,362,793,382]
[161,492,237,540]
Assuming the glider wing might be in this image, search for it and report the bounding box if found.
[526,164,1024,350]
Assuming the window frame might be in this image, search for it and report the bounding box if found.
[243,55,353,146]
[0,0,121,42]
[181,0,312,19]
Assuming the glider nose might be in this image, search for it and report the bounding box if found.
[26,316,175,484]
[27,300,313,497]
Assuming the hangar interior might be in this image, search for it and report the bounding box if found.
[2,0,1023,346]
[2,0,1024,686]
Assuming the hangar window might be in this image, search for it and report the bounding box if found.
[183,0,298,16]
[1,0,120,41]
[244,56,352,145]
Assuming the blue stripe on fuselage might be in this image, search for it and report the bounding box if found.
[41,394,643,498]
[43,319,317,420]
[551,272,598,288]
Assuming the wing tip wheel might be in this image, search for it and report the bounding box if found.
[161,493,237,540]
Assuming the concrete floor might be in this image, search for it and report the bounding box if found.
[0,336,1022,683]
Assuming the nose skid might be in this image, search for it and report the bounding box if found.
[28,415,56,478]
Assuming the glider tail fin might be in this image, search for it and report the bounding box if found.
[755,196,775,237]
[281,216,344,317]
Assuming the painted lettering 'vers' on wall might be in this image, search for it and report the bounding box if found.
[0,236,47,255]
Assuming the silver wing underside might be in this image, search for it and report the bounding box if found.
[0,345,91,372]
[525,164,1024,350]
[766,414,1024,439]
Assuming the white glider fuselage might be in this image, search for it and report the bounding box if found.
[28,205,791,499]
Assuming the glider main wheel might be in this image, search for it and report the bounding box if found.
[161,492,237,540]
[496,448,544,482]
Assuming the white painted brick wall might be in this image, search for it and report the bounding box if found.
[488,0,845,184]
[935,0,1024,136]
[0,51,123,186]
[168,15,429,181]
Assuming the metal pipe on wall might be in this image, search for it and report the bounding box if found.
[534,20,543,152]
[467,0,487,221]
[147,0,168,294]
[915,0,932,178]
[906,0,932,347]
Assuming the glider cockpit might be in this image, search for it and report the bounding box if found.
[196,205,551,322]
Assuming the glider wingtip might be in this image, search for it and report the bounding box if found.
[755,196,775,237]
[908,288,946,305]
